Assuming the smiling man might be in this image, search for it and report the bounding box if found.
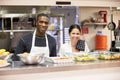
[14,13,57,60]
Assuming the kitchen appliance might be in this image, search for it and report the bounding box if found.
[99,10,107,23]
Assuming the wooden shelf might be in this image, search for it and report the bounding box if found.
[84,23,107,29]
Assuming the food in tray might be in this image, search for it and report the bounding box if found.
[98,54,120,60]
[0,49,12,59]
[0,60,8,65]
[0,49,6,54]
[0,49,10,55]
[0,60,10,68]
[54,57,70,60]
[80,53,89,57]
[74,53,96,62]
[19,52,29,57]
[74,56,96,62]
[46,57,73,63]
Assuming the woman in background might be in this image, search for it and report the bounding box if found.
[59,24,90,57]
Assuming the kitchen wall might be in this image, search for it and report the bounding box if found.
[50,6,76,28]
[79,7,120,51]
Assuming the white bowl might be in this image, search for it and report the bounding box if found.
[18,53,44,65]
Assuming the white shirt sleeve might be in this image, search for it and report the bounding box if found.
[58,41,90,57]
[58,42,73,57]
[58,44,66,57]
[84,42,90,52]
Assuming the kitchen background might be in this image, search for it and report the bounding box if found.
[0,0,120,53]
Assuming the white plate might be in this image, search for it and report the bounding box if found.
[0,63,10,68]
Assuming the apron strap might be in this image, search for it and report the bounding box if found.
[32,29,49,47]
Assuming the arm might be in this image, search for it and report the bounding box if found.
[14,33,32,54]
[58,44,67,57]
[13,38,26,61]
[58,46,63,57]
[50,40,57,57]
[49,35,57,57]
[15,38,27,55]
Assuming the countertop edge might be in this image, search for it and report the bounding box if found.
[0,61,120,75]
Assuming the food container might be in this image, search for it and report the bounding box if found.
[45,57,73,64]
[97,52,120,60]
[18,53,44,65]
[74,53,96,62]
[0,60,10,68]
[0,49,13,60]
[95,34,107,50]
[0,53,13,60]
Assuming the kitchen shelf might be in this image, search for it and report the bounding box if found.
[0,30,34,32]
[0,29,63,32]
[84,23,107,29]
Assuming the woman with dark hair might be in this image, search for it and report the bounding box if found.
[59,24,89,57]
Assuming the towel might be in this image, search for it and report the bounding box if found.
[76,40,85,51]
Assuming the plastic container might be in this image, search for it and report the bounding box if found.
[95,34,107,50]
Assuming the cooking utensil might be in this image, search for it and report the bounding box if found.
[107,22,116,30]
[108,8,116,52]
[107,13,116,30]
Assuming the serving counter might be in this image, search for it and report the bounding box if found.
[0,60,120,80]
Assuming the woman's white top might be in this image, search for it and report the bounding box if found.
[58,41,90,57]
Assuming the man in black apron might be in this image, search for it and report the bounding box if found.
[14,13,57,60]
